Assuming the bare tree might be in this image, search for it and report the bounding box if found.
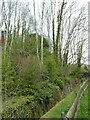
[41,1,45,64]
[33,0,39,60]
[55,0,65,62]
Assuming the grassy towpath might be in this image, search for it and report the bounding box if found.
[41,82,88,119]
[77,86,88,118]
[41,85,79,118]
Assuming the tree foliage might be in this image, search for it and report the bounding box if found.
[1,0,88,118]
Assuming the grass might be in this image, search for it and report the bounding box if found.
[77,86,88,118]
[40,83,88,119]
[41,87,78,118]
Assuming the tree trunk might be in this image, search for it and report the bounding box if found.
[41,2,44,64]
[55,0,65,62]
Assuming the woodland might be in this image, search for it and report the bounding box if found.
[1,0,89,118]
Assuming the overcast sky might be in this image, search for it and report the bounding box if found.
[0,0,89,64]
[1,0,90,5]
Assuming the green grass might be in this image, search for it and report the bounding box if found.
[77,87,88,118]
[41,87,78,118]
[41,84,88,119]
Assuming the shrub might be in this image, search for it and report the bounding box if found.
[70,66,88,78]
[53,76,65,89]
[20,55,41,83]
[43,56,59,79]
[2,96,36,118]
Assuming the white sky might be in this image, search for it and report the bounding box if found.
[0,0,89,64]
[1,0,90,4]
